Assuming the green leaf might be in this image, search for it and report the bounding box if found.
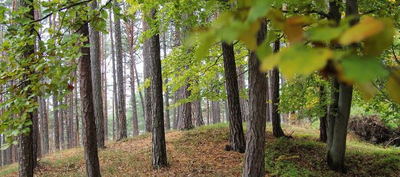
[364,18,395,57]
[262,45,333,80]
[340,56,388,84]
[307,26,344,42]
[246,0,273,23]
[387,69,400,104]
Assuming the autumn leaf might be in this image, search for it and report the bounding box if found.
[387,69,400,104]
[339,16,384,45]
[364,18,395,57]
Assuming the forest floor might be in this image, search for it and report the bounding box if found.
[0,123,399,177]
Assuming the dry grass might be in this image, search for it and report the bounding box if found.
[0,123,399,177]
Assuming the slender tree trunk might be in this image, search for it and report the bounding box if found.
[40,97,49,155]
[172,92,178,129]
[102,33,108,140]
[143,17,152,133]
[133,62,145,124]
[78,20,101,177]
[270,41,285,138]
[327,0,357,173]
[75,73,80,147]
[212,99,221,124]
[127,17,139,136]
[237,66,248,122]
[243,21,268,177]
[18,0,36,175]
[221,42,245,152]
[109,8,118,140]
[69,90,74,148]
[149,9,168,169]
[320,86,328,142]
[114,0,127,140]
[89,0,105,148]
[206,100,210,125]
[193,100,204,126]
[60,99,65,149]
[130,53,139,136]
[163,32,170,130]
[53,95,60,150]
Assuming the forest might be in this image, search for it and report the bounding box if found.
[0,0,399,176]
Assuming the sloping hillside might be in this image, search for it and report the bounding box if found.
[0,124,399,176]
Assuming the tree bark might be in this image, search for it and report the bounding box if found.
[68,90,74,148]
[237,66,248,122]
[18,0,35,175]
[149,9,168,169]
[243,21,268,177]
[270,41,285,138]
[114,0,127,140]
[78,21,101,177]
[221,42,245,152]
[163,32,170,130]
[193,100,204,126]
[90,0,105,148]
[40,97,49,155]
[177,83,193,130]
[109,8,118,140]
[53,95,60,150]
[143,17,153,133]
[319,86,328,142]
[327,0,357,173]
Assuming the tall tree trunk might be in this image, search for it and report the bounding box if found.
[212,99,221,124]
[89,0,105,148]
[320,85,328,142]
[149,9,168,169]
[243,21,268,177]
[143,18,152,133]
[18,0,36,175]
[102,33,108,140]
[40,97,49,155]
[327,0,357,173]
[127,17,139,136]
[114,0,127,140]
[163,32,170,130]
[60,99,65,149]
[74,73,80,147]
[237,66,248,122]
[109,8,118,140]
[270,41,285,138]
[172,92,178,129]
[206,100,210,125]
[69,90,74,148]
[53,95,60,150]
[327,0,341,152]
[130,54,139,136]
[78,20,101,177]
[133,61,145,125]
[221,42,245,152]
[193,100,204,126]
[177,83,193,130]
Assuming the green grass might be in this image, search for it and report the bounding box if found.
[0,123,399,176]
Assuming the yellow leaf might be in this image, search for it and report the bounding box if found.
[364,18,395,57]
[260,51,282,72]
[267,8,285,30]
[357,82,376,101]
[284,16,313,44]
[339,16,384,45]
[387,69,400,104]
[238,20,260,51]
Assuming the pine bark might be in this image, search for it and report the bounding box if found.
[143,18,153,133]
[127,17,139,136]
[89,0,105,148]
[221,42,245,152]
[40,97,49,154]
[149,9,168,169]
[18,0,35,175]
[193,100,204,126]
[237,66,248,122]
[163,32,170,130]
[212,99,221,124]
[109,8,118,139]
[68,91,74,148]
[243,21,268,177]
[114,0,127,140]
[53,95,60,150]
[78,20,101,177]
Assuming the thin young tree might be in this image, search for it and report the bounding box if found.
[109,8,118,139]
[114,0,127,140]
[270,41,285,138]
[143,17,152,133]
[90,0,105,148]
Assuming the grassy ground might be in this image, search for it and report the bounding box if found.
[0,123,399,176]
